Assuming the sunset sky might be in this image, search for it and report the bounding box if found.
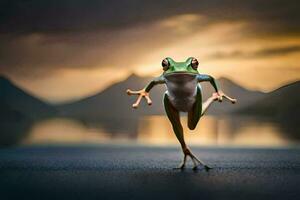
[0,0,300,103]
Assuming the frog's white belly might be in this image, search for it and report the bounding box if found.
[164,73,198,112]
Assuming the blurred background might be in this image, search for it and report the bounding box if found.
[0,0,299,147]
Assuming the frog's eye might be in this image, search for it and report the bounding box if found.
[162,58,170,71]
[191,58,199,70]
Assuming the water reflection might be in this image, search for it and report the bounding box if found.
[22,118,133,145]
[22,115,296,147]
[138,116,291,146]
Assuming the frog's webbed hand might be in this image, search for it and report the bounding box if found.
[126,75,165,109]
[197,74,237,104]
[213,91,237,104]
[126,89,152,108]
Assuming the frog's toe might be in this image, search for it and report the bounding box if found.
[204,165,213,171]
[173,160,186,170]
[173,164,185,170]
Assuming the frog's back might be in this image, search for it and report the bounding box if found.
[164,74,200,112]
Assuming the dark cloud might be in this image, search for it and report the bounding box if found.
[207,45,300,59]
[0,0,299,77]
[0,0,299,34]
[256,46,300,57]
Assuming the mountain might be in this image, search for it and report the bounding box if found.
[237,80,300,118]
[57,74,265,121]
[0,102,32,146]
[0,76,56,146]
[237,80,300,135]
[58,74,165,119]
[57,74,167,133]
[0,76,56,120]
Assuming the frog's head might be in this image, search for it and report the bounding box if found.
[162,57,199,77]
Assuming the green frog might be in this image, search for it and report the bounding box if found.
[127,57,236,170]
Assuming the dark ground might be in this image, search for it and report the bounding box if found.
[0,145,299,200]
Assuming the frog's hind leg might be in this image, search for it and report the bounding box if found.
[164,92,212,171]
[187,86,215,170]
[188,86,218,130]
[201,93,219,116]
[164,93,187,169]
[187,86,202,130]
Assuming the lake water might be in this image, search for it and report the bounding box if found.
[21,115,299,147]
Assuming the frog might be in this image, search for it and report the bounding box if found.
[127,57,237,170]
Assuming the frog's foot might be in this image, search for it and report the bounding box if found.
[204,165,213,171]
[183,148,212,171]
[173,163,185,170]
[173,154,187,170]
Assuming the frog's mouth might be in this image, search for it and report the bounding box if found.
[164,72,197,81]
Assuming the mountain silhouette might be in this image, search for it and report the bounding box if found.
[58,73,165,119]
[237,80,300,136]
[57,74,166,133]
[0,76,56,146]
[0,76,56,119]
[237,80,300,117]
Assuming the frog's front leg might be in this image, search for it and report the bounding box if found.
[127,75,165,108]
